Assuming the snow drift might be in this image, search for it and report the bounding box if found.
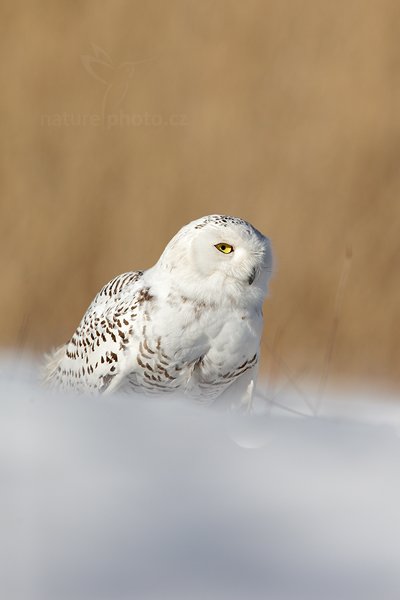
[1,356,400,600]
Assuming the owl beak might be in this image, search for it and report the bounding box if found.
[248,267,257,285]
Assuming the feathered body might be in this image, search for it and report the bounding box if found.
[44,215,273,403]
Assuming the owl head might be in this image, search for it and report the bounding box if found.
[155,215,273,307]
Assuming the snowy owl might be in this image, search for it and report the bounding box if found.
[44,215,273,404]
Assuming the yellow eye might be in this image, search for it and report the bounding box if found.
[215,243,234,254]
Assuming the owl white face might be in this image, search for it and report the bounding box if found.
[191,219,271,286]
[158,215,273,305]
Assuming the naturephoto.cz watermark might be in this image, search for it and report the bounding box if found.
[40,110,188,129]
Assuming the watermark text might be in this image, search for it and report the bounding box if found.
[40,110,188,129]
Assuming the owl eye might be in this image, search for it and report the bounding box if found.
[214,243,234,254]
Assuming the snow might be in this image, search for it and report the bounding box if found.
[1,355,400,600]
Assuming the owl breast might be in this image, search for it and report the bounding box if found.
[125,298,262,400]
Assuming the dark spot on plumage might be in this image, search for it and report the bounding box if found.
[165,372,176,381]
[194,301,207,318]
[194,356,204,369]
[123,319,129,326]
[110,366,116,372]
[100,373,114,393]
[139,341,152,359]
[110,332,116,343]
[110,351,118,362]
[101,356,104,364]
[237,357,251,370]
[142,380,167,390]
[235,365,253,377]
[143,339,150,352]
[156,365,176,380]
[137,288,154,305]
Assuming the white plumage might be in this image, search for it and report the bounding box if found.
[44,215,273,404]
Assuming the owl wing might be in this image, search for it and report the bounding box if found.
[44,271,146,394]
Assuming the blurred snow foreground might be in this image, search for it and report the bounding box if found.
[1,356,400,600]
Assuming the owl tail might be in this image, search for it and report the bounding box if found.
[41,345,66,387]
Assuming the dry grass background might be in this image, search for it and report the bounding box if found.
[1,1,400,387]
